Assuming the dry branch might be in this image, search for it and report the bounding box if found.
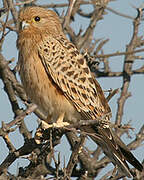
[0,0,144,179]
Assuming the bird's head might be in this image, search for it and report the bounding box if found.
[18,6,63,37]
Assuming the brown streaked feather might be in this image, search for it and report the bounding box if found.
[85,125,132,177]
[38,35,111,120]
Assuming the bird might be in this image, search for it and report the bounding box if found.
[17,6,143,177]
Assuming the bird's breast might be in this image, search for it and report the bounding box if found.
[19,51,80,123]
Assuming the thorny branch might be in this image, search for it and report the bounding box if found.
[0,0,144,179]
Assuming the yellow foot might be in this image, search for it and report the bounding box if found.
[41,112,69,129]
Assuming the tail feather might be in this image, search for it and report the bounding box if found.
[84,126,143,177]
[112,131,143,172]
[119,145,143,172]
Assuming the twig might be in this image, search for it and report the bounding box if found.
[15,0,36,6]
[94,48,144,58]
[65,134,85,178]
[106,88,120,102]
[106,6,134,20]
[116,8,143,125]
[63,0,76,29]
[6,0,18,28]
[0,103,37,132]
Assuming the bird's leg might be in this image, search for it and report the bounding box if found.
[35,114,53,143]
[52,112,70,128]
[35,113,70,143]
[41,112,69,129]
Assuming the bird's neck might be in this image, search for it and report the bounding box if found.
[17,32,42,53]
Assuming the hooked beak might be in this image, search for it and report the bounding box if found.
[20,21,30,30]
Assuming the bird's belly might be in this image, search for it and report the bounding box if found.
[20,55,81,124]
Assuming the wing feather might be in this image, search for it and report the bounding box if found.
[38,35,111,119]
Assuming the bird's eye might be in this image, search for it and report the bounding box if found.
[34,16,40,22]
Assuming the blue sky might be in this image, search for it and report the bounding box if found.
[0,0,144,179]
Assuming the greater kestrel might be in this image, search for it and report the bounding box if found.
[17,6,143,177]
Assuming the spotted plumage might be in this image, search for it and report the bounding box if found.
[38,35,110,120]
